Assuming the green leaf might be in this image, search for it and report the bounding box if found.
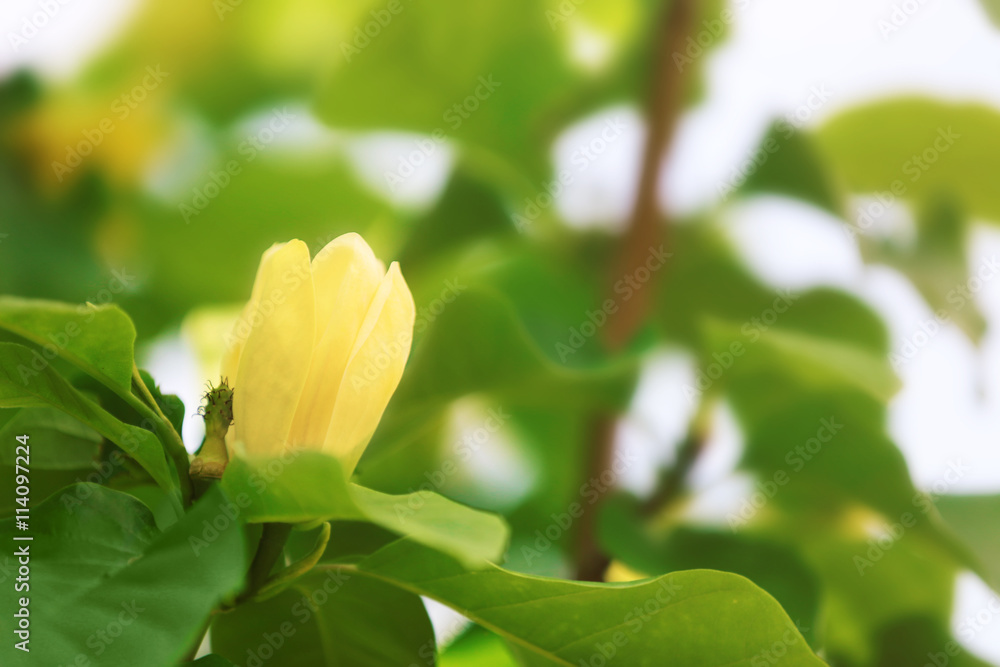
[870,616,993,667]
[0,406,101,469]
[314,0,650,183]
[139,368,187,436]
[368,288,636,464]
[184,656,237,667]
[2,484,157,604]
[705,321,901,403]
[0,342,178,504]
[736,122,844,215]
[440,627,518,667]
[982,0,1000,26]
[814,97,1000,224]
[597,506,823,648]
[222,450,509,568]
[860,193,986,344]
[0,485,247,667]
[401,289,635,407]
[936,494,1000,591]
[0,296,137,395]
[212,570,436,667]
[760,510,962,666]
[345,540,826,667]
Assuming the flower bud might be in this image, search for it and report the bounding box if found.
[220,234,415,477]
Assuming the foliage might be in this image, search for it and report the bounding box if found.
[1,0,999,665]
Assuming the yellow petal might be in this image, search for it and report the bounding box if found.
[232,240,315,456]
[323,261,415,474]
[220,243,285,382]
[309,233,385,341]
[286,234,384,448]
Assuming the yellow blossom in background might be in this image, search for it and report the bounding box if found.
[221,233,415,476]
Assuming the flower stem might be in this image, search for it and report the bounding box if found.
[130,364,194,506]
[245,523,294,599]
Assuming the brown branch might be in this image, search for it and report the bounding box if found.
[574,0,699,582]
[605,0,696,350]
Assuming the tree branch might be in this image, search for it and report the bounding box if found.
[574,0,698,582]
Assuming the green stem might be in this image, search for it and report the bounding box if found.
[253,522,332,602]
[130,364,193,506]
[244,523,294,600]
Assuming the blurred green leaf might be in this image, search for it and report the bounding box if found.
[222,451,509,568]
[350,539,826,666]
[128,148,394,334]
[370,288,635,459]
[737,122,844,215]
[979,0,1000,27]
[937,494,1000,591]
[318,0,600,181]
[705,321,901,403]
[860,194,986,344]
[213,571,436,667]
[871,616,993,667]
[815,97,1000,224]
[763,510,963,667]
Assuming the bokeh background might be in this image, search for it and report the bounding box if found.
[3,0,1000,664]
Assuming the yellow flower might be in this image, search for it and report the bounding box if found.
[220,234,415,476]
